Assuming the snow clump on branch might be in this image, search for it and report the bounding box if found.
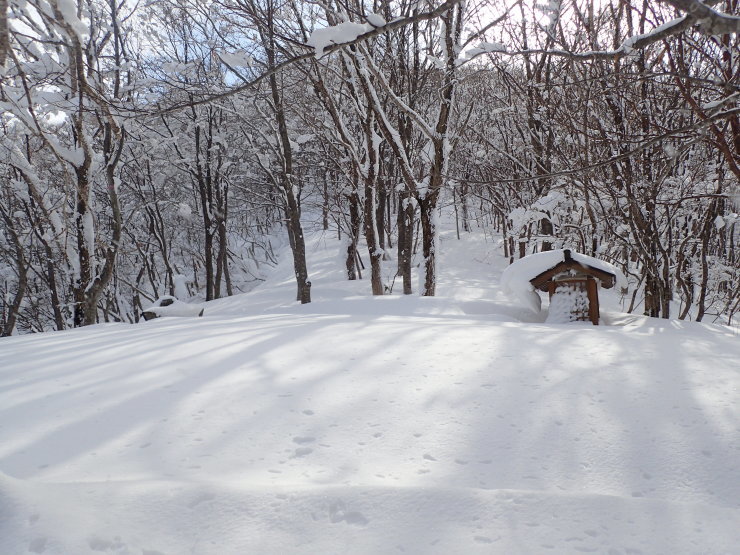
[306,22,372,58]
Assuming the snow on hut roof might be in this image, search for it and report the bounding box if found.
[500,249,627,314]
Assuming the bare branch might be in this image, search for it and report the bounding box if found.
[140,0,464,117]
[661,0,740,34]
[457,107,740,185]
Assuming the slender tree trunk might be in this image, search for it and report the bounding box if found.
[259,0,310,303]
[0,214,27,336]
[285,187,311,303]
[397,191,414,294]
[214,227,223,299]
[204,229,215,300]
[460,181,470,232]
[540,217,553,251]
[362,109,384,296]
[0,0,8,68]
[322,171,330,231]
[419,194,439,296]
[44,242,65,330]
[73,166,93,327]
[417,4,462,296]
[376,177,387,257]
[82,122,124,324]
[220,221,233,296]
[346,192,361,280]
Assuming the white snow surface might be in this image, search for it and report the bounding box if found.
[1,226,739,554]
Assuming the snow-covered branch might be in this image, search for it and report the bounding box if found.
[144,0,464,116]
[661,0,740,34]
[466,15,693,62]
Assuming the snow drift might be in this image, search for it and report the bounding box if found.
[1,228,738,554]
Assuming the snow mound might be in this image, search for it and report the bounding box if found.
[142,296,204,319]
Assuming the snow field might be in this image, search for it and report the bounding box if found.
[1,227,739,554]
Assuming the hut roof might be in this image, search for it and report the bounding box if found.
[529,249,617,292]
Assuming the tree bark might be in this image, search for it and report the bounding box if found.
[363,110,384,296]
[397,191,414,294]
[346,192,361,280]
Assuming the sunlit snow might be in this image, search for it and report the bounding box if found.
[1,223,738,554]
[307,22,371,57]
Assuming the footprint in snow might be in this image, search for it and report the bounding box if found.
[88,536,125,552]
[28,537,47,553]
[188,493,215,508]
[328,502,369,527]
[293,436,315,444]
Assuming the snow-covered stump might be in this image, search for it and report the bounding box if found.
[141,296,204,322]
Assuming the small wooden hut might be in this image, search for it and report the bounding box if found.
[529,249,617,325]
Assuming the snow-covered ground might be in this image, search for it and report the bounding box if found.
[1,225,739,554]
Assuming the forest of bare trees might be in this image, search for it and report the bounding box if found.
[1,0,738,335]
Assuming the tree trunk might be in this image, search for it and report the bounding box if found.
[261,0,310,304]
[204,229,215,300]
[540,217,553,251]
[363,110,383,296]
[460,181,470,233]
[419,194,439,296]
[73,167,93,327]
[346,192,361,280]
[397,191,414,295]
[376,177,387,257]
[286,192,311,303]
[0,213,27,336]
[417,4,462,296]
[0,0,7,68]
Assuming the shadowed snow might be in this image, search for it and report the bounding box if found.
[1,226,738,554]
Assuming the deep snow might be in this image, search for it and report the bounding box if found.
[1,226,738,554]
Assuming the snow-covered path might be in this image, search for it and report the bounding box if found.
[1,230,739,554]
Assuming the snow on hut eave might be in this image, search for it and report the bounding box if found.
[529,260,617,292]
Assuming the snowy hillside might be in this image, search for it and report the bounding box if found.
[1,227,739,554]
